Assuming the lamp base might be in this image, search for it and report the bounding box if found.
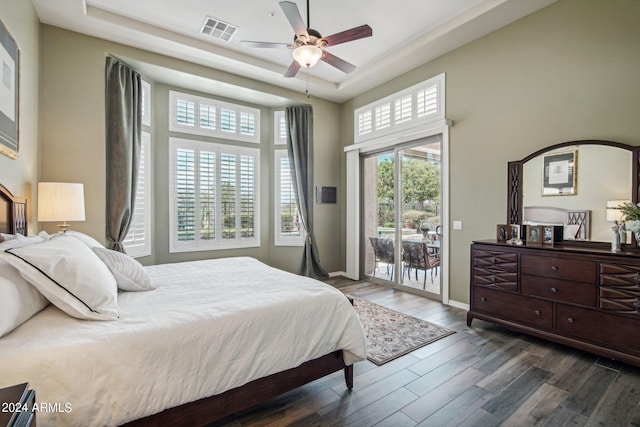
[57,221,71,232]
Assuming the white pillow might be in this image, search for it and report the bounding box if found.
[2,235,118,320]
[52,230,105,248]
[0,258,49,337]
[0,233,47,250]
[92,247,155,292]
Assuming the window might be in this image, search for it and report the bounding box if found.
[123,80,152,258]
[354,73,445,143]
[123,132,152,257]
[274,150,304,246]
[169,138,260,252]
[169,91,260,143]
[274,110,288,145]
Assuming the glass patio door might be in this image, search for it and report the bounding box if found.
[361,136,443,299]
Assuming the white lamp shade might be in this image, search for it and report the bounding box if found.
[606,200,629,222]
[292,45,323,68]
[38,182,86,223]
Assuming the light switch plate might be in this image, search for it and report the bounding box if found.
[453,221,463,230]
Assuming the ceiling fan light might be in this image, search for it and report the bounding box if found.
[292,45,322,68]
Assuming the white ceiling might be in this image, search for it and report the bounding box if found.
[31,0,557,104]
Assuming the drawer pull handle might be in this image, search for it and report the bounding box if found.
[633,301,640,311]
[491,276,496,282]
[634,275,640,283]
[551,287,558,293]
[480,297,487,302]
[491,258,496,263]
[534,310,541,316]
[567,317,575,324]
[551,266,559,271]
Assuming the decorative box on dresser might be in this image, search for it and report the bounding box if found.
[467,241,640,367]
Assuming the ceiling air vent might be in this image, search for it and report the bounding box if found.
[200,17,238,42]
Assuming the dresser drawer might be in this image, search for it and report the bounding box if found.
[599,263,640,313]
[556,304,640,354]
[473,268,518,291]
[473,286,552,329]
[521,275,596,306]
[473,249,518,272]
[521,254,596,284]
[473,249,518,291]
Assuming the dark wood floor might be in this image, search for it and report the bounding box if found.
[211,277,640,427]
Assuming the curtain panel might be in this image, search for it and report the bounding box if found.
[105,56,142,252]
[285,105,329,279]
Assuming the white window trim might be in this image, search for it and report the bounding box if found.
[274,149,304,246]
[169,137,260,253]
[141,80,151,127]
[169,91,260,143]
[354,73,445,143]
[123,131,152,258]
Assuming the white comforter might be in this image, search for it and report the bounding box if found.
[0,257,366,426]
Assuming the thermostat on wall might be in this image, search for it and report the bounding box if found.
[316,186,337,204]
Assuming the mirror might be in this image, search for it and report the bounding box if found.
[508,140,640,244]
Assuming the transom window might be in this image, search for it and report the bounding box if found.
[169,91,260,143]
[354,73,444,143]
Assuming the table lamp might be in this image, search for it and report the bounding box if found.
[38,182,86,231]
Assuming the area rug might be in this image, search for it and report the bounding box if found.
[348,296,455,365]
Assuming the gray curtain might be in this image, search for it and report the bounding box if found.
[286,105,329,279]
[105,56,142,252]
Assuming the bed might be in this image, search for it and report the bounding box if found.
[523,206,591,240]
[0,185,367,427]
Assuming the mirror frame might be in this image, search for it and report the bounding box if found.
[507,140,640,245]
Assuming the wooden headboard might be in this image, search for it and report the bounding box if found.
[0,184,27,235]
[523,206,590,240]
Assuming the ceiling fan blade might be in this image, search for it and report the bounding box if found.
[284,61,301,78]
[279,1,309,38]
[321,24,372,46]
[320,51,356,74]
[240,41,293,49]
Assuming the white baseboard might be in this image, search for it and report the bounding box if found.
[447,300,469,310]
[329,271,347,277]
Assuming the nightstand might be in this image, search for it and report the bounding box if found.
[0,383,36,427]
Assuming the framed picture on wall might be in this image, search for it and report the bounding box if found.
[542,150,577,196]
[0,19,19,159]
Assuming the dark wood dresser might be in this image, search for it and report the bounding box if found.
[468,241,640,367]
[0,383,36,427]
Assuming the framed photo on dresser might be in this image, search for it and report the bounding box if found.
[526,225,543,246]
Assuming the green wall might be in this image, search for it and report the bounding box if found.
[0,0,40,231]
[38,25,344,273]
[341,0,640,303]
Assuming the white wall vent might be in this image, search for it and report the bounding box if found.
[201,17,237,42]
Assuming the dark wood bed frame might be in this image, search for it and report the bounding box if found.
[0,184,354,426]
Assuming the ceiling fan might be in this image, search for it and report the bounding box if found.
[240,0,373,78]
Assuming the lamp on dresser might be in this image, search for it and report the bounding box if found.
[37,182,86,231]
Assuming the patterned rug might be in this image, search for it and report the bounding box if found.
[349,296,455,365]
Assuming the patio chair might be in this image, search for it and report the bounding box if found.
[369,237,395,278]
[401,240,440,288]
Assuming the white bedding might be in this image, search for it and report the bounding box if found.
[0,257,367,427]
